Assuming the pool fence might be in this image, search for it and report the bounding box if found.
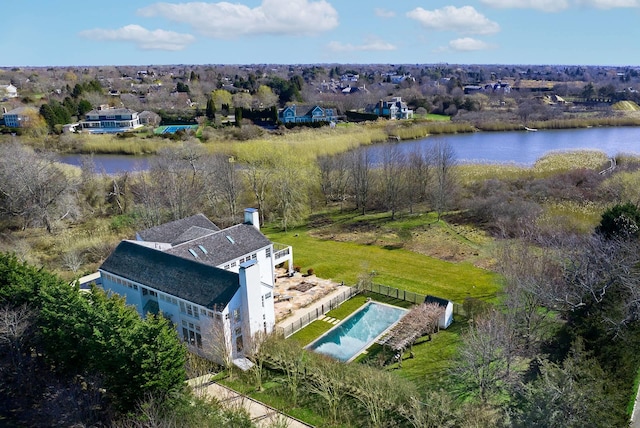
[277,282,466,338]
[278,287,359,338]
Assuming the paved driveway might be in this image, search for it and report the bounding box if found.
[188,376,313,428]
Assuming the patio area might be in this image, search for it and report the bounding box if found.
[273,268,344,323]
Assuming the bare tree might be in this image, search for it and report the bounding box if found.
[430,141,458,221]
[0,304,35,374]
[305,355,349,425]
[134,142,207,223]
[204,154,242,223]
[454,311,515,403]
[380,144,406,220]
[317,153,351,211]
[0,142,76,232]
[349,149,372,215]
[405,147,432,213]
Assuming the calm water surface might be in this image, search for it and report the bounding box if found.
[58,127,640,173]
[365,127,640,166]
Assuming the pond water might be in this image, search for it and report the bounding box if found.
[364,126,640,166]
[57,126,640,173]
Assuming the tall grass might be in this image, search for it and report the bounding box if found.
[229,126,387,162]
[532,150,609,174]
[387,122,475,140]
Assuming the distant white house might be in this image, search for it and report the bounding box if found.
[0,83,18,99]
[369,97,414,120]
[424,295,454,329]
[79,106,143,133]
[99,209,294,366]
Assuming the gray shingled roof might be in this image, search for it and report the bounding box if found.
[137,214,219,243]
[171,226,219,246]
[100,240,239,309]
[167,224,271,267]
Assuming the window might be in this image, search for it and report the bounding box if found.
[236,335,244,352]
[265,292,272,299]
[265,248,271,258]
[182,323,202,348]
[231,262,236,268]
[233,308,241,322]
[252,253,257,260]
[142,287,148,296]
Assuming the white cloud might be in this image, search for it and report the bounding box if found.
[577,0,640,8]
[448,37,492,51]
[480,0,570,11]
[327,37,396,52]
[79,25,195,50]
[374,8,396,18]
[407,6,500,35]
[138,0,339,38]
[481,0,640,10]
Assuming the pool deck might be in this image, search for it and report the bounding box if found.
[273,268,349,323]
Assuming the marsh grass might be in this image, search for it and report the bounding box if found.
[458,150,610,184]
[538,201,605,234]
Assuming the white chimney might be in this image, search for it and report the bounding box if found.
[244,208,260,230]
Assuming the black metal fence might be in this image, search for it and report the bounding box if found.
[278,287,359,337]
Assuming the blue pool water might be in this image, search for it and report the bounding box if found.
[161,124,198,134]
[307,302,407,362]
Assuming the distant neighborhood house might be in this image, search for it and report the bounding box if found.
[99,210,294,366]
[79,106,143,133]
[368,97,414,120]
[0,83,18,99]
[2,106,38,128]
[279,104,338,124]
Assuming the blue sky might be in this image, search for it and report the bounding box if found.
[3,0,640,67]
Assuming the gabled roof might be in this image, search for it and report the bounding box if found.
[85,108,139,116]
[167,223,271,266]
[424,295,452,308]
[3,106,37,116]
[100,240,239,309]
[137,214,220,243]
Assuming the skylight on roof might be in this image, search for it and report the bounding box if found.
[226,236,235,244]
[188,248,199,258]
[198,245,208,254]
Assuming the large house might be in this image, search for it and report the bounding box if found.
[79,106,143,133]
[2,106,38,128]
[369,97,414,120]
[99,209,293,366]
[279,104,338,124]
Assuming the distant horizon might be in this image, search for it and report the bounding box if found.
[3,1,640,68]
[2,62,640,69]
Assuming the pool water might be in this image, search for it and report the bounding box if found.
[307,302,407,362]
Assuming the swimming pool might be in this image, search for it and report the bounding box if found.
[156,125,199,134]
[307,302,407,362]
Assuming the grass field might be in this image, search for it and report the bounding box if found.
[265,224,501,304]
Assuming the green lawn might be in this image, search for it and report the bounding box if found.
[265,227,501,303]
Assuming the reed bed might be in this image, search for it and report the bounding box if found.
[227,126,388,162]
[532,150,609,174]
[529,116,640,130]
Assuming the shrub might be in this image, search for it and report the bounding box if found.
[294,265,301,273]
[307,268,314,276]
